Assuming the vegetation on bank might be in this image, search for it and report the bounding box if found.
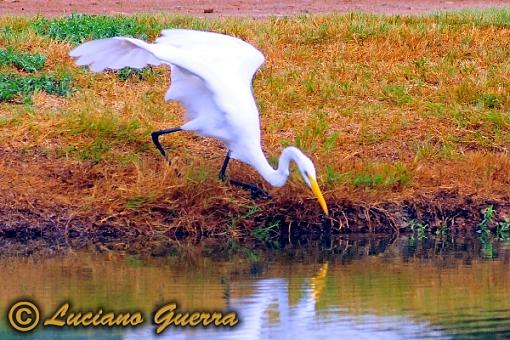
[0,10,509,242]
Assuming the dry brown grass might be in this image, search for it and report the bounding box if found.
[0,11,509,240]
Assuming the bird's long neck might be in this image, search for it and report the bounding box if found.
[251,147,298,188]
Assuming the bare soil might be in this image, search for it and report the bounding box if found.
[1,0,510,18]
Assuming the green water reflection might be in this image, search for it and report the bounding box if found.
[1,236,510,339]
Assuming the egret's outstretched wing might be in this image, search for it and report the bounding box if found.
[70,29,264,80]
[70,30,265,147]
[69,36,216,78]
[156,29,264,83]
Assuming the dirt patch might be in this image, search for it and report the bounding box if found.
[1,0,510,18]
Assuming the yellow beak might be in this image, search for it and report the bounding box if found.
[308,175,329,215]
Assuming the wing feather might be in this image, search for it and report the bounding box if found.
[71,37,163,72]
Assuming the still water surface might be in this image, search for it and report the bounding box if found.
[1,236,510,339]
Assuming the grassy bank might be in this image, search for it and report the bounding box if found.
[0,10,509,246]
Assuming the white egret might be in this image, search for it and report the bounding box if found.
[69,29,328,215]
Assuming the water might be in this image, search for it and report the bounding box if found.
[1,236,510,339]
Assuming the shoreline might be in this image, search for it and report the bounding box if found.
[2,186,509,256]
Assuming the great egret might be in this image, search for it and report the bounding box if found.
[69,29,328,215]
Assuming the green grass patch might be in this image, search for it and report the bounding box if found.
[414,137,457,161]
[31,13,152,44]
[78,137,111,163]
[430,8,510,29]
[351,162,412,188]
[409,220,428,241]
[116,67,145,81]
[382,84,413,106]
[69,111,144,140]
[0,73,72,102]
[126,195,149,209]
[294,111,329,152]
[323,162,412,189]
[496,218,510,241]
[479,93,501,109]
[324,165,348,186]
[115,66,163,81]
[0,48,46,72]
[252,221,280,248]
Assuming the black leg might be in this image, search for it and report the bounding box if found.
[218,150,272,200]
[230,179,272,200]
[218,150,231,181]
[151,127,182,161]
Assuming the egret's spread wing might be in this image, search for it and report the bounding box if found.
[70,36,218,83]
[70,30,265,143]
[156,29,264,83]
[69,37,164,72]
[70,29,264,84]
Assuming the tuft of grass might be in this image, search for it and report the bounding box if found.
[324,165,346,186]
[414,137,457,161]
[435,224,449,239]
[126,196,148,209]
[118,153,142,166]
[351,162,411,189]
[479,205,495,230]
[409,220,428,240]
[382,84,413,106]
[323,162,411,189]
[78,137,111,163]
[294,111,329,152]
[116,67,145,81]
[477,205,495,242]
[431,8,510,28]
[115,66,163,81]
[0,48,46,72]
[185,162,211,183]
[479,94,501,109]
[252,221,280,249]
[496,218,510,241]
[58,111,151,164]
[68,111,147,143]
[229,206,260,231]
[323,131,341,153]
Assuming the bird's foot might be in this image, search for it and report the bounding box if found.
[229,179,272,200]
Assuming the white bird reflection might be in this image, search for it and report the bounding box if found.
[123,263,444,340]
